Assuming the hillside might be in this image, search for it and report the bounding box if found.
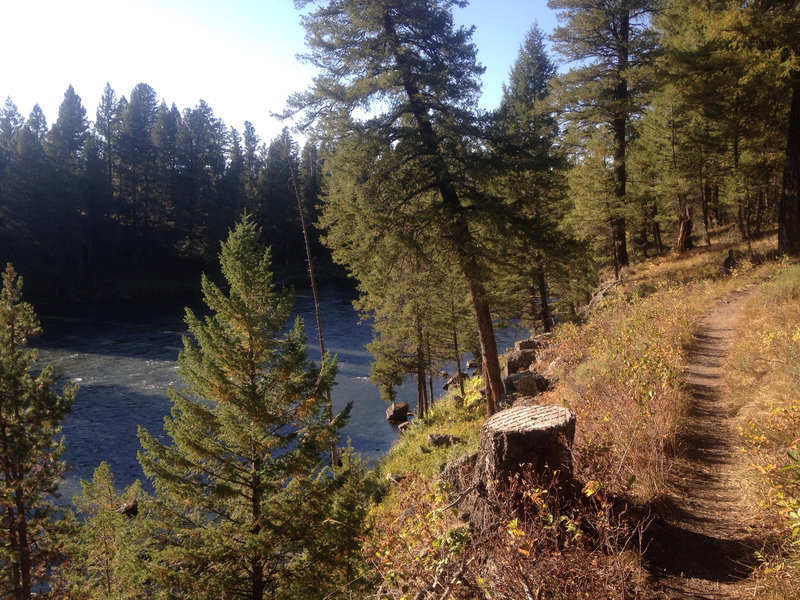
[365,234,800,599]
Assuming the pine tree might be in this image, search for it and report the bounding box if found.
[549,0,658,273]
[137,217,359,599]
[289,0,507,414]
[488,24,589,332]
[0,264,75,600]
[58,462,153,599]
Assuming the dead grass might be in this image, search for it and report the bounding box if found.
[725,260,800,597]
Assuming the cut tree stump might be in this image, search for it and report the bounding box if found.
[475,404,576,482]
[441,404,577,532]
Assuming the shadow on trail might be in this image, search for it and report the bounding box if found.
[643,496,761,585]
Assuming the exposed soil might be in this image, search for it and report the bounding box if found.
[644,287,765,599]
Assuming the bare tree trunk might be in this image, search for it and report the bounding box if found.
[701,179,711,246]
[536,269,552,333]
[451,302,465,397]
[779,74,800,256]
[288,161,335,467]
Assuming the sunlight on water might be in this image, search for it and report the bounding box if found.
[36,286,524,500]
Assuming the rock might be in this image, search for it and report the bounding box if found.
[503,371,550,396]
[466,358,480,370]
[514,339,539,352]
[428,433,464,447]
[501,348,537,378]
[442,371,469,391]
[580,278,622,317]
[398,421,412,433]
[439,369,449,378]
[542,356,565,385]
[386,402,409,422]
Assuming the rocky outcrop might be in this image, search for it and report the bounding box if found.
[386,402,409,422]
[502,348,537,379]
[503,371,550,397]
[442,372,469,391]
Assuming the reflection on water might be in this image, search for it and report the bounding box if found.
[35,285,523,500]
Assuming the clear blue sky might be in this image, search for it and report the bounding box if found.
[1,0,559,143]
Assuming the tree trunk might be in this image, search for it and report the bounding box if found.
[416,348,427,419]
[385,11,503,415]
[676,211,694,253]
[701,179,711,246]
[653,220,664,255]
[288,161,336,468]
[779,74,800,256]
[536,269,552,333]
[610,11,630,268]
[426,340,434,410]
[16,493,31,600]
[451,303,465,397]
[468,283,502,416]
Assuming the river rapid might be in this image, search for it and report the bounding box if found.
[34,285,521,501]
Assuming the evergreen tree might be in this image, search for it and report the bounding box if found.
[654,0,786,247]
[549,0,658,273]
[138,217,360,599]
[489,23,589,331]
[59,462,154,599]
[44,85,91,295]
[26,105,47,142]
[0,264,75,600]
[289,0,507,414]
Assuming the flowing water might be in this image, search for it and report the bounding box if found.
[34,285,522,501]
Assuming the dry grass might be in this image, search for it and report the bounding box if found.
[362,234,787,599]
[540,278,736,501]
[725,260,800,597]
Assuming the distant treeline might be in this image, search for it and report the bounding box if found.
[0,83,334,303]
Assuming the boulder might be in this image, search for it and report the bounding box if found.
[442,371,469,391]
[501,348,537,379]
[466,358,480,370]
[514,339,539,352]
[386,401,409,422]
[439,369,449,378]
[503,371,550,397]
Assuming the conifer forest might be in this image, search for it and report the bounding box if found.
[1,0,799,598]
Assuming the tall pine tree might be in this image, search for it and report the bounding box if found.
[289,0,507,414]
[549,0,658,273]
[137,217,359,599]
[0,264,75,600]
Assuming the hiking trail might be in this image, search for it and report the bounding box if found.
[644,286,763,599]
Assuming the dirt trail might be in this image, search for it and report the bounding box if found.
[645,287,762,599]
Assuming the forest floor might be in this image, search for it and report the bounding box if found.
[643,285,767,599]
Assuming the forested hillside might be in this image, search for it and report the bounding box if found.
[1,0,799,598]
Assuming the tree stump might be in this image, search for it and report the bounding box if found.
[475,405,576,483]
[444,405,577,532]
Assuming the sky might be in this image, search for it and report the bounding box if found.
[1,0,560,143]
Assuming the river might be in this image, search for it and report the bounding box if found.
[34,285,522,501]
